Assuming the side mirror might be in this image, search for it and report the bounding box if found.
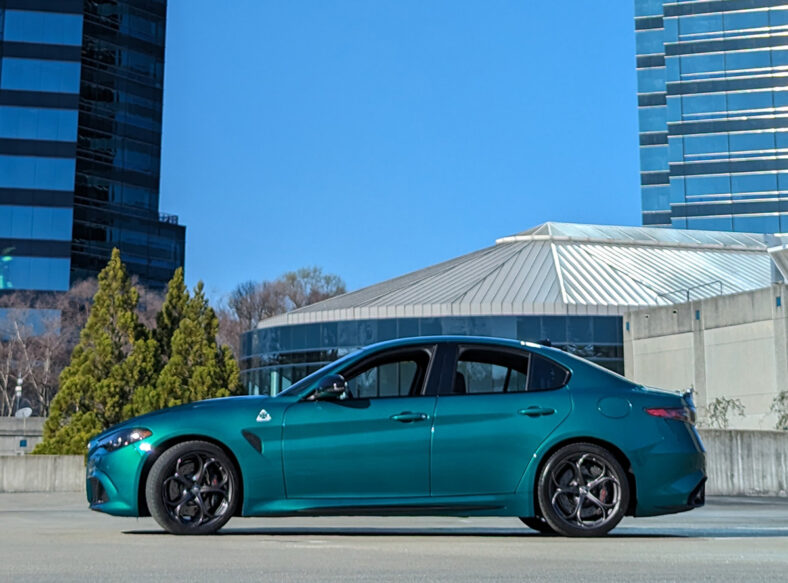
[313,374,348,401]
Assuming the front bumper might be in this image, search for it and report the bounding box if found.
[86,441,152,517]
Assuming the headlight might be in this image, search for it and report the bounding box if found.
[95,428,152,452]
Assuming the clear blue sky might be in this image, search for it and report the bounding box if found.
[159,1,640,298]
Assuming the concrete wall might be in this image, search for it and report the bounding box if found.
[0,417,45,455]
[700,429,788,496]
[624,285,788,430]
[0,430,786,497]
[0,455,84,493]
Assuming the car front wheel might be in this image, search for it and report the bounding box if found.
[145,440,238,535]
[537,443,629,537]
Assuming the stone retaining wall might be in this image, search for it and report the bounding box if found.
[0,455,84,493]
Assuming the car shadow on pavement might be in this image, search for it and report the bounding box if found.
[125,525,788,538]
[123,526,690,538]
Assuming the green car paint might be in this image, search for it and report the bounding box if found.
[86,336,705,528]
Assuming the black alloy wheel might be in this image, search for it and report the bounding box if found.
[519,515,555,534]
[146,440,238,535]
[537,443,629,537]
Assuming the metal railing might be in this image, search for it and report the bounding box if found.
[158,212,179,225]
[656,280,724,303]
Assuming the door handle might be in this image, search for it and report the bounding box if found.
[518,406,556,418]
[390,412,428,423]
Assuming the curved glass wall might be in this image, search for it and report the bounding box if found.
[240,315,624,396]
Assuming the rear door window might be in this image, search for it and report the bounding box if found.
[451,347,530,395]
[441,345,569,395]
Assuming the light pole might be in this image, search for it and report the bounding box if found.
[13,376,22,415]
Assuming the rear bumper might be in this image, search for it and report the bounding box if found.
[632,426,706,517]
[639,475,706,517]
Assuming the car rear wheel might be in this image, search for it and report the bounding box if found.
[519,515,555,534]
[537,443,629,537]
[146,440,238,535]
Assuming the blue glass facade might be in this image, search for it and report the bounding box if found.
[636,0,788,232]
[241,315,624,396]
[0,0,184,294]
[0,2,82,292]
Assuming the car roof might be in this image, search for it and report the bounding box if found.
[363,335,558,355]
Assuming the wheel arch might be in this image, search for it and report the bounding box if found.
[530,437,638,517]
[137,434,245,517]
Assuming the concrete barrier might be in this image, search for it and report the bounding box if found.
[699,429,788,497]
[0,455,84,493]
[0,429,785,496]
[0,417,45,455]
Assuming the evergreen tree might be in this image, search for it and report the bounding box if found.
[35,249,158,454]
[134,282,240,413]
[154,267,188,363]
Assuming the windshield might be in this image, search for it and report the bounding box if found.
[274,348,364,398]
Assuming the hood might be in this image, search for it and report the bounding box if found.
[92,395,270,441]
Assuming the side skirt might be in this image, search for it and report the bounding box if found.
[243,495,529,518]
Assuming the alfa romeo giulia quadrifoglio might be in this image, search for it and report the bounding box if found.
[86,336,706,537]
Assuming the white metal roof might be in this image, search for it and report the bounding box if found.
[258,222,779,328]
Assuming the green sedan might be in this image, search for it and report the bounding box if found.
[86,336,706,537]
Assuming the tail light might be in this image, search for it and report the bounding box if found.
[644,406,696,425]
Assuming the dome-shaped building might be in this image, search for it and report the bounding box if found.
[241,222,778,395]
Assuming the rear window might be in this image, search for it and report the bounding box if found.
[528,355,570,391]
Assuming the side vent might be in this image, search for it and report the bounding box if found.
[241,430,262,454]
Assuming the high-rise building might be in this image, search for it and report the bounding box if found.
[636,0,788,233]
[0,0,183,293]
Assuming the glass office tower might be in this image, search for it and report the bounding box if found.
[636,0,788,232]
[0,0,183,293]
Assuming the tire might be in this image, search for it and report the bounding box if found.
[519,515,555,534]
[536,443,629,537]
[146,440,238,535]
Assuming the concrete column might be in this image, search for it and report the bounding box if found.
[771,285,788,420]
[692,299,708,410]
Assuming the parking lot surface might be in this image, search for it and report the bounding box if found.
[1,493,787,582]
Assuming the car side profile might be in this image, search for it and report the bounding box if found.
[86,336,706,537]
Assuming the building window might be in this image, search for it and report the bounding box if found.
[0,206,73,241]
[0,58,81,94]
[2,10,83,46]
[0,156,76,191]
[0,256,70,291]
[0,106,78,142]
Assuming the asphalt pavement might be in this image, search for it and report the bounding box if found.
[1,492,787,582]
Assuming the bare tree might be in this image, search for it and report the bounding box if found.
[0,277,161,416]
[9,311,65,415]
[215,304,243,358]
[0,324,19,416]
[0,292,69,416]
[227,281,273,331]
[226,267,346,333]
[280,267,347,310]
